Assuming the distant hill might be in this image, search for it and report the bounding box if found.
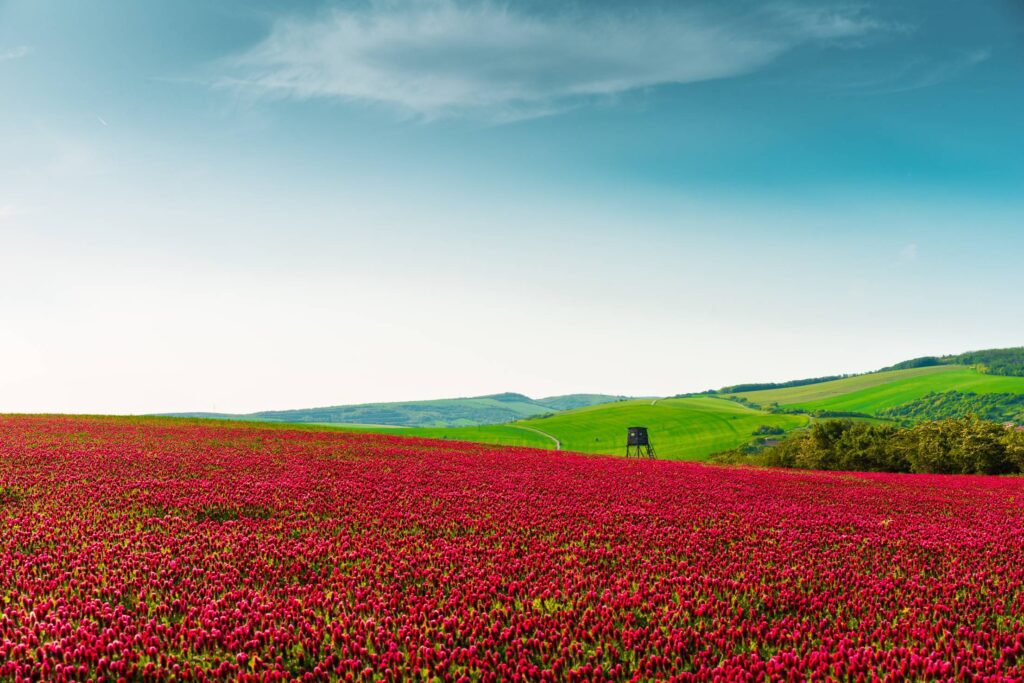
[877,391,1024,424]
[534,394,630,411]
[727,365,1024,417]
[328,397,809,461]
[162,346,1023,459]
[879,347,1024,376]
[695,347,1024,398]
[359,360,1024,461]
[161,393,628,428]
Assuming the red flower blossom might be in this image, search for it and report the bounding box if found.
[1,415,1023,681]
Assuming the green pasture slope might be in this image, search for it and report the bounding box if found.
[731,365,1024,414]
[320,423,558,450]
[519,398,806,460]
[336,398,808,461]
[165,348,1024,462]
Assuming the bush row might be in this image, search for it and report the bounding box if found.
[715,416,1024,475]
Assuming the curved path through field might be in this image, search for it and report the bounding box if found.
[512,425,561,450]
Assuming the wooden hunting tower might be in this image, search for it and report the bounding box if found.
[626,426,656,459]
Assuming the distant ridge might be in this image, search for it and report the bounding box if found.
[162,347,1022,436]
[160,393,628,428]
[691,346,1024,396]
[880,347,1024,377]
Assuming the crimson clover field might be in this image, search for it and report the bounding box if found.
[2,416,1024,681]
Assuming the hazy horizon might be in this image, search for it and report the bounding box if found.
[3,0,1022,414]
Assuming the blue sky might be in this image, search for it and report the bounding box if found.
[1,0,1022,413]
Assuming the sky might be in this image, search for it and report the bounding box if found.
[1,0,1023,414]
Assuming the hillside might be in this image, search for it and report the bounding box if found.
[882,346,1024,377]
[730,365,1024,415]
[704,347,1024,397]
[163,392,626,428]
[519,397,807,460]
[332,397,808,461]
[534,393,631,411]
[163,347,1023,459]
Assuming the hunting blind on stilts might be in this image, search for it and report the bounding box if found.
[626,426,656,459]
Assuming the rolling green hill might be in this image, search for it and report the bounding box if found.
[518,398,807,460]
[319,423,559,450]
[163,392,627,428]
[164,346,1023,462]
[534,394,633,411]
[328,397,809,461]
[730,365,1024,414]
[880,347,1024,377]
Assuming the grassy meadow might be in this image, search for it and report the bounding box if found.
[731,365,1024,413]
[158,352,1024,463]
[327,397,808,461]
[315,422,557,450]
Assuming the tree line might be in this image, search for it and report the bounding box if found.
[689,347,1024,398]
[879,391,1024,425]
[953,348,1024,377]
[701,374,852,395]
[713,417,1024,475]
[878,347,1024,377]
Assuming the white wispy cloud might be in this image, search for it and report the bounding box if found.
[0,46,31,62]
[769,3,894,41]
[223,1,891,121]
[889,48,991,93]
[0,205,22,222]
[843,47,992,96]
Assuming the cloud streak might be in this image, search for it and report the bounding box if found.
[0,205,23,222]
[899,243,919,263]
[223,1,891,121]
[856,48,991,95]
[0,46,30,62]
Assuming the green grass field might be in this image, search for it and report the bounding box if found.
[159,353,1024,463]
[732,365,1024,413]
[329,397,808,461]
[353,365,1024,458]
[313,423,558,450]
[520,398,807,460]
